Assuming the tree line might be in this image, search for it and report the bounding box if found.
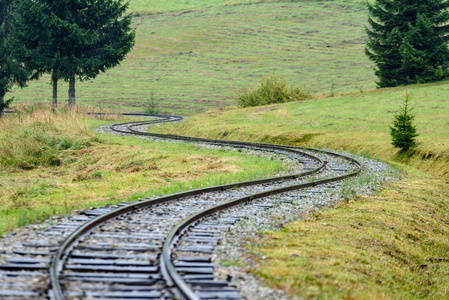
[0,0,135,117]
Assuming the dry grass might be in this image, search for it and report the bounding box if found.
[249,166,449,299]
[0,106,287,234]
[0,105,96,169]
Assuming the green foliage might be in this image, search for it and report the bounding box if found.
[0,0,28,115]
[365,0,449,87]
[390,94,419,153]
[236,74,311,108]
[145,89,161,114]
[10,0,136,107]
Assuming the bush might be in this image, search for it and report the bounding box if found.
[235,74,311,107]
[390,94,419,153]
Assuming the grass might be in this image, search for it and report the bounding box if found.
[0,107,288,234]
[8,0,374,115]
[249,166,449,299]
[235,73,311,107]
[149,81,449,298]
[128,0,276,15]
[0,105,96,169]
[151,81,449,180]
[128,0,370,15]
[3,0,449,297]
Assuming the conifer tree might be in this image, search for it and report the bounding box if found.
[0,0,27,117]
[10,0,135,110]
[390,94,418,152]
[366,0,449,87]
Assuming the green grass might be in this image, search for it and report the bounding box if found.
[8,0,375,115]
[128,0,370,15]
[250,167,449,299]
[128,0,270,15]
[151,81,449,179]
[146,79,449,299]
[0,110,288,234]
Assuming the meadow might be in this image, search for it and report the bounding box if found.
[154,81,449,179]
[3,0,449,298]
[0,107,287,234]
[9,0,374,114]
[151,80,449,298]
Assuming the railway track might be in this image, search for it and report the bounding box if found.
[0,114,362,300]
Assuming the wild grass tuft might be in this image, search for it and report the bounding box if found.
[236,74,311,107]
[0,104,96,170]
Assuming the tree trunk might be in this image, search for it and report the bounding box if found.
[0,94,4,118]
[68,77,75,111]
[52,74,58,108]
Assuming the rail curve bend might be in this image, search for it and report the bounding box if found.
[48,114,361,300]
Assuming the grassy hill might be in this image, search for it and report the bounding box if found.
[149,80,449,299]
[154,81,449,179]
[9,0,374,114]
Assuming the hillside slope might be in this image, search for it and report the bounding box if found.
[150,81,449,299]
[155,82,449,179]
[9,0,374,114]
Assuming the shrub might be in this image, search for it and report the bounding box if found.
[235,74,311,107]
[390,94,419,153]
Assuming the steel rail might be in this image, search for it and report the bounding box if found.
[117,116,364,299]
[115,115,363,299]
[161,153,362,300]
[50,114,330,299]
[163,169,362,299]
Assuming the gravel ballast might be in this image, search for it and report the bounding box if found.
[0,118,398,299]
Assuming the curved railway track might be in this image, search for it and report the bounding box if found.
[0,114,362,300]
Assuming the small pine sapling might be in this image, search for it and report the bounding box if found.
[145,89,161,114]
[390,94,419,153]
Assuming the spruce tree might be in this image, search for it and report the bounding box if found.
[0,0,27,117]
[366,0,449,87]
[10,0,135,110]
[390,94,419,153]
